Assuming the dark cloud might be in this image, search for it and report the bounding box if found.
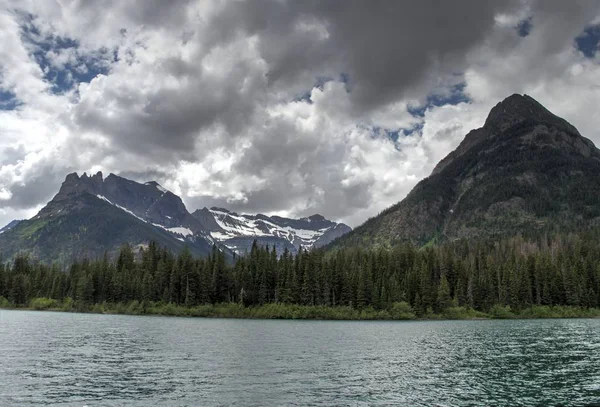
[0,161,73,210]
[71,0,519,161]
[209,0,517,109]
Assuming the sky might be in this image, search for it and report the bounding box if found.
[0,0,599,228]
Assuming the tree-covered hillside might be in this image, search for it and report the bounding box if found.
[2,229,600,317]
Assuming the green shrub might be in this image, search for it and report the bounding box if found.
[60,297,75,311]
[126,300,143,315]
[0,296,11,308]
[389,302,416,320]
[29,297,58,310]
[489,305,515,319]
[442,306,489,319]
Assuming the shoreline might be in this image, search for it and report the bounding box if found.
[2,300,600,321]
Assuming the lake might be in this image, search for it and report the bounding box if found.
[1,310,599,406]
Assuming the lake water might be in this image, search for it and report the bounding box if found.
[1,310,600,406]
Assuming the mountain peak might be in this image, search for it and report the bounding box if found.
[3,171,218,262]
[54,171,103,202]
[484,93,579,135]
[484,94,544,126]
[64,172,80,183]
[307,214,325,222]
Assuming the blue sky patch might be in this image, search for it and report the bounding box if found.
[370,121,424,148]
[0,90,21,111]
[516,17,533,37]
[408,83,470,118]
[575,25,600,58]
[19,14,112,95]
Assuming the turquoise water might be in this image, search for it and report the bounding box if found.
[1,310,599,406]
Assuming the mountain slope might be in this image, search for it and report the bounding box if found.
[0,220,22,234]
[331,94,600,248]
[192,208,351,255]
[0,173,216,262]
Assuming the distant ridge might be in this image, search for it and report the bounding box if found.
[194,207,351,255]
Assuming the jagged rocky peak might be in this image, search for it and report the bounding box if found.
[1,171,222,262]
[64,172,79,183]
[53,171,103,201]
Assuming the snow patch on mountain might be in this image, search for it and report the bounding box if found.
[203,207,351,254]
[97,195,148,223]
[152,223,194,237]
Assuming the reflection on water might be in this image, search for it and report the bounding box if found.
[1,310,599,406]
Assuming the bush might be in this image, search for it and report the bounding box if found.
[29,297,58,310]
[90,302,108,314]
[60,297,75,311]
[0,296,11,308]
[389,302,416,320]
[126,300,143,315]
[489,305,515,319]
[442,306,488,319]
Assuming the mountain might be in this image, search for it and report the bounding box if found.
[0,172,217,262]
[0,219,22,234]
[0,171,349,262]
[191,207,351,255]
[331,94,600,248]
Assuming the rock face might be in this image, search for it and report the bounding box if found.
[0,173,217,263]
[331,94,600,248]
[192,208,352,255]
[43,172,205,233]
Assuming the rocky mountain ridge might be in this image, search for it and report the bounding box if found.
[0,172,350,261]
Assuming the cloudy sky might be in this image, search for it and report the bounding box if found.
[0,0,599,228]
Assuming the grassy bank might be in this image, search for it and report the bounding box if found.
[2,296,600,320]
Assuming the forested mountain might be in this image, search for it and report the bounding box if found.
[193,208,351,255]
[331,94,600,249]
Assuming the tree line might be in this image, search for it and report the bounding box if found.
[1,230,600,315]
